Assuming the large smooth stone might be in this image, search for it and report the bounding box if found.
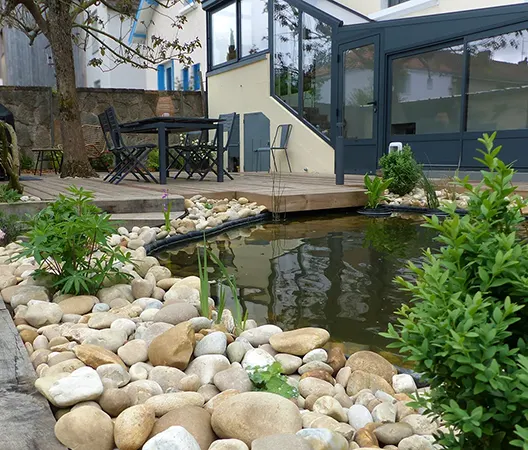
[148,321,195,369]
[114,404,156,450]
[135,322,173,346]
[296,428,349,450]
[83,328,127,352]
[312,396,347,422]
[213,366,252,392]
[55,406,114,450]
[74,344,126,368]
[45,358,85,376]
[97,284,134,303]
[400,414,438,435]
[118,339,148,366]
[145,392,205,417]
[153,303,199,325]
[143,426,201,450]
[209,439,249,450]
[111,318,136,337]
[241,348,275,372]
[25,301,63,327]
[239,325,283,346]
[398,435,434,450]
[8,285,49,307]
[269,328,330,356]
[252,433,312,450]
[150,406,215,450]
[299,377,335,398]
[185,355,230,385]
[97,363,131,388]
[147,266,172,282]
[372,402,397,423]
[211,392,302,445]
[148,366,186,392]
[123,380,163,405]
[346,370,395,396]
[374,422,413,445]
[347,404,373,430]
[194,331,227,357]
[392,374,418,394]
[131,278,154,299]
[164,285,200,306]
[88,312,125,329]
[275,354,302,375]
[345,351,396,383]
[227,341,251,363]
[58,295,98,315]
[46,366,104,407]
[98,387,133,417]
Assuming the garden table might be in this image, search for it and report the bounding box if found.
[119,117,224,185]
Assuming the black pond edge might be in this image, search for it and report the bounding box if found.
[375,204,468,216]
[144,212,272,255]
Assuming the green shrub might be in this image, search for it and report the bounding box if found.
[382,133,528,449]
[248,362,299,399]
[20,154,33,171]
[0,212,24,244]
[379,145,421,196]
[0,185,22,203]
[90,152,114,171]
[16,186,132,295]
[364,173,392,209]
[147,149,160,171]
[420,170,440,209]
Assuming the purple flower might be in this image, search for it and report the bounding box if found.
[161,189,169,200]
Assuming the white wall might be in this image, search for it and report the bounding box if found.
[145,2,206,91]
[84,5,148,88]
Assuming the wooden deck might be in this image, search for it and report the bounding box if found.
[21,172,367,213]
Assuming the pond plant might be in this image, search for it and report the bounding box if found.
[248,361,299,399]
[363,173,392,209]
[379,144,421,196]
[382,133,528,449]
[16,186,132,295]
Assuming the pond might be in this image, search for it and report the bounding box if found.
[154,213,438,354]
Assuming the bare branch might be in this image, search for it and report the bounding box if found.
[18,0,49,36]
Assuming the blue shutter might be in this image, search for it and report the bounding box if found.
[170,60,175,90]
[157,64,166,90]
[193,64,201,91]
[182,68,189,91]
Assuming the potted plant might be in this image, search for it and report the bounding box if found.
[359,173,393,216]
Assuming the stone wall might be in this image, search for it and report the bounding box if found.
[0,86,204,156]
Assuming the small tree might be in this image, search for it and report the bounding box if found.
[0,0,200,177]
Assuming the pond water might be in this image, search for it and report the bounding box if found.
[154,213,438,354]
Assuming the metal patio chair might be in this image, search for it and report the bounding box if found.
[105,107,158,184]
[82,124,110,171]
[168,130,208,179]
[256,124,293,173]
[190,112,236,181]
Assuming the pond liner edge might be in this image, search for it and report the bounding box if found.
[376,204,468,215]
[144,212,272,255]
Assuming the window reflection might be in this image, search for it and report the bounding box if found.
[274,0,300,109]
[390,44,464,135]
[211,3,238,66]
[302,13,332,136]
[241,0,269,57]
[467,30,528,132]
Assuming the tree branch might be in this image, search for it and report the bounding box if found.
[18,0,49,36]
[70,0,99,20]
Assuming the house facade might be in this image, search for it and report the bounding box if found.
[202,0,528,177]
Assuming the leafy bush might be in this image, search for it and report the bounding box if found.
[20,154,33,171]
[382,133,528,449]
[379,145,421,196]
[0,185,22,203]
[90,152,114,171]
[364,173,392,209]
[147,149,160,171]
[0,212,24,244]
[16,186,131,295]
[248,362,299,399]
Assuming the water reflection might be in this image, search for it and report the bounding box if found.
[154,213,438,350]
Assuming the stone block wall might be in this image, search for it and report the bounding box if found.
[0,86,204,156]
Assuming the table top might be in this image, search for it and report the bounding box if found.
[120,116,222,132]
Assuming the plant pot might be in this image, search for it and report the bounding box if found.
[357,208,392,217]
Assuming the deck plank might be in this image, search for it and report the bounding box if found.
[0,299,66,450]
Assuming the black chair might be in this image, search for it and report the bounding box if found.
[190,113,236,181]
[101,107,157,184]
[256,124,293,173]
[167,130,208,179]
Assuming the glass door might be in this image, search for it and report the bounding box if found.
[339,36,379,174]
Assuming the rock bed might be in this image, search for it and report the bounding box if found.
[108,196,268,251]
[0,240,443,450]
[385,188,470,210]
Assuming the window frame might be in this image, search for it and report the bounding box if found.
[207,0,270,71]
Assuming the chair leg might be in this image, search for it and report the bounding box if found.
[284,150,292,173]
[33,153,39,175]
[271,149,278,172]
[39,151,44,176]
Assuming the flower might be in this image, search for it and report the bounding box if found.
[0,229,5,241]
[161,189,169,200]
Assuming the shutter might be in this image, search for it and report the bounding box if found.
[193,64,201,91]
[182,67,189,91]
[157,64,166,90]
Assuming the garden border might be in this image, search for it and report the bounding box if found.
[144,212,272,255]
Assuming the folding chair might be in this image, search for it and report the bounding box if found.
[167,130,208,179]
[191,113,236,181]
[103,107,158,184]
[257,124,293,173]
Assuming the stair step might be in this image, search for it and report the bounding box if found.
[95,196,185,214]
[110,211,187,228]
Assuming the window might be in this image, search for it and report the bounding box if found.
[466,29,528,132]
[302,13,332,136]
[390,44,464,135]
[241,0,269,57]
[211,3,238,66]
[157,61,174,91]
[210,0,269,67]
[274,0,300,110]
[388,0,409,6]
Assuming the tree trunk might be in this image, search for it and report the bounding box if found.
[45,0,97,178]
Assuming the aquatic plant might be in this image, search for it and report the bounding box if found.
[162,189,171,232]
[364,173,392,209]
[379,145,421,196]
[248,362,298,399]
[197,236,211,319]
[382,133,528,449]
